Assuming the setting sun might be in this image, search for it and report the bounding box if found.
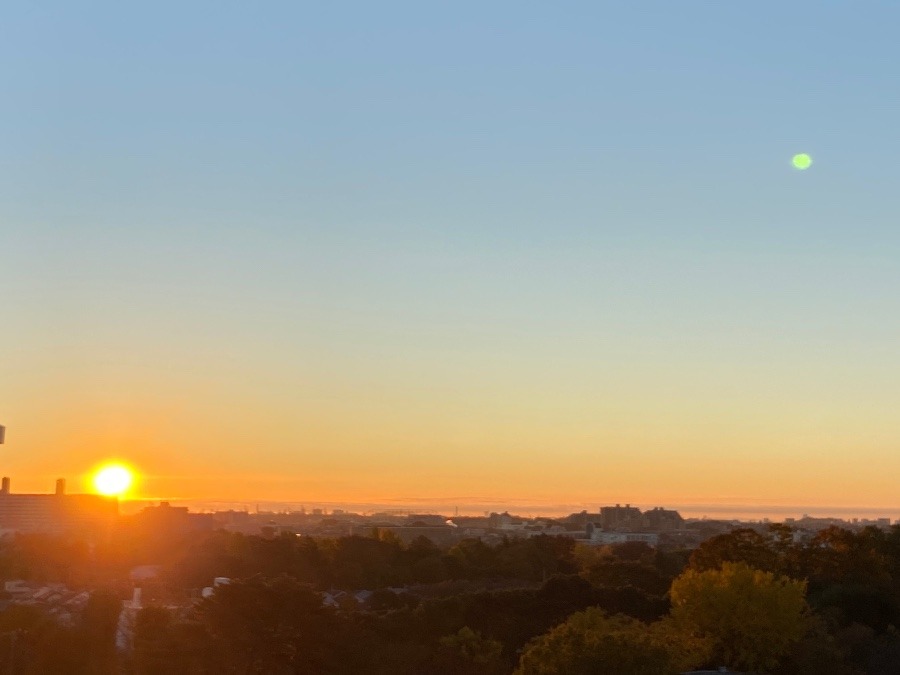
[93,464,134,497]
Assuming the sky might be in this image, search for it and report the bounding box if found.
[2,2,900,515]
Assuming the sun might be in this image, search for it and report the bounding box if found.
[792,153,812,170]
[93,464,134,497]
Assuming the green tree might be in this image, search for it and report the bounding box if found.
[514,608,679,675]
[609,541,656,563]
[448,539,497,578]
[199,574,362,674]
[771,616,858,675]
[670,561,808,673]
[582,558,671,596]
[322,536,403,588]
[434,626,505,675]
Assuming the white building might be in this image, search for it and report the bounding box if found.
[588,531,659,546]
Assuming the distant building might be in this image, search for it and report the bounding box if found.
[569,504,685,534]
[642,506,685,531]
[599,504,644,531]
[406,514,447,526]
[131,501,214,534]
[488,512,525,530]
[213,510,251,528]
[0,477,118,536]
[585,525,659,546]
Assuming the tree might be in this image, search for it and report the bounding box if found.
[794,527,900,631]
[514,608,680,675]
[81,588,122,673]
[366,588,405,612]
[133,606,173,675]
[433,626,505,675]
[199,574,357,674]
[800,526,890,586]
[323,536,403,588]
[771,616,858,675]
[609,541,656,563]
[448,539,497,578]
[669,561,808,673]
[581,558,671,596]
[689,528,783,573]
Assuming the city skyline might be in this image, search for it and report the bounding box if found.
[2,458,900,524]
[4,3,900,511]
[3,461,900,524]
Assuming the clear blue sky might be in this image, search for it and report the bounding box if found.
[2,2,900,510]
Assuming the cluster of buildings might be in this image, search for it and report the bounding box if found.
[0,468,896,552]
[207,504,691,548]
[1,579,91,626]
[208,502,900,551]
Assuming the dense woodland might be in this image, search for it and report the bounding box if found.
[1,523,900,673]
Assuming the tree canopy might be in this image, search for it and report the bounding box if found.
[515,608,680,675]
[669,561,809,673]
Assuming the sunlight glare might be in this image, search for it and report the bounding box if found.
[93,465,133,496]
[792,153,812,170]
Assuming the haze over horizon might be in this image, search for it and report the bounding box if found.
[115,497,900,525]
[3,2,900,510]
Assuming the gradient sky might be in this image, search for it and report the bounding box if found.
[3,2,900,512]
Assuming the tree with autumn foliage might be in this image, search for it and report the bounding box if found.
[669,561,809,673]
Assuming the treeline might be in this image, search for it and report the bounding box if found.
[165,530,682,592]
[2,524,900,672]
[130,573,668,674]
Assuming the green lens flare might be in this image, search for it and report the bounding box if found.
[792,153,812,170]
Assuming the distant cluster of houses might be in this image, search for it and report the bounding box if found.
[1,579,91,626]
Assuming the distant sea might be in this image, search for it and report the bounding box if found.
[120,498,900,522]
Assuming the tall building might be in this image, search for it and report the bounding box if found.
[0,477,118,536]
